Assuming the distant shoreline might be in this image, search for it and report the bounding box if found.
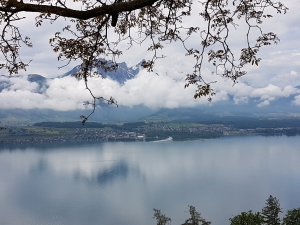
[1,132,299,149]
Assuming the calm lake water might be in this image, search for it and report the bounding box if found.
[1,135,300,225]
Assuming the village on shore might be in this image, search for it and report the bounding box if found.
[1,121,300,145]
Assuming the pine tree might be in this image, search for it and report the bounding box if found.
[153,209,171,225]
[262,195,282,225]
[182,206,211,225]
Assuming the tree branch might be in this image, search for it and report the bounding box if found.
[1,0,159,20]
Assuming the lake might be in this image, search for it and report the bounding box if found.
[1,135,300,225]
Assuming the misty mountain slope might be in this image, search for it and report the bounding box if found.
[142,107,300,129]
[0,75,11,92]
[27,74,49,93]
[0,105,155,124]
[0,74,48,94]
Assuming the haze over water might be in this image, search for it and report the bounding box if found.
[1,135,300,225]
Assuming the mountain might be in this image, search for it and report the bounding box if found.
[0,60,154,124]
[0,59,142,91]
[1,59,300,125]
[62,59,143,84]
[27,74,48,93]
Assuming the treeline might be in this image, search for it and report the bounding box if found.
[34,117,300,131]
[222,117,300,129]
[258,128,300,136]
[34,121,112,128]
[33,121,147,130]
[175,116,300,129]
[154,195,300,225]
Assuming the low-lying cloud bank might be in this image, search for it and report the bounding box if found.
[1,70,300,111]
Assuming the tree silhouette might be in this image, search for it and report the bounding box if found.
[229,211,264,225]
[154,197,299,225]
[262,195,282,225]
[182,205,211,225]
[153,209,172,225]
[282,208,300,225]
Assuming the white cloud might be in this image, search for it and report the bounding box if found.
[290,71,298,76]
[257,100,270,108]
[1,69,300,111]
[8,77,39,92]
[233,96,249,104]
[292,95,300,106]
[0,0,300,111]
[250,84,299,100]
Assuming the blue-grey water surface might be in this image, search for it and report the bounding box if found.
[1,135,300,225]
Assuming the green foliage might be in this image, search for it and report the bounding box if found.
[33,121,108,128]
[262,195,282,225]
[121,122,146,129]
[282,208,300,225]
[229,211,264,225]
[153,196,300,225]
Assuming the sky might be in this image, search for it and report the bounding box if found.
[0,0,300,111]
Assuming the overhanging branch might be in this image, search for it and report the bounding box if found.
[1,0,159,20]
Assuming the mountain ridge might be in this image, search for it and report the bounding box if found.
[61,59,143,84]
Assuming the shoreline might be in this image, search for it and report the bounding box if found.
[1,132,299,149]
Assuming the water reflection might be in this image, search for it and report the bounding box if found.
[0,136,300,225]
[30,158,48,174]
[73,160,142,186]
